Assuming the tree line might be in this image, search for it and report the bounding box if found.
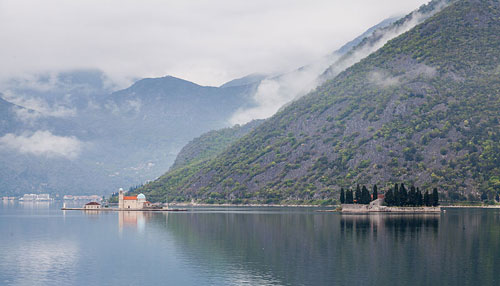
[340,183,439,207]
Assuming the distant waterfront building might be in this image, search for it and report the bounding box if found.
[20,194,37,201]
[118,188,152,209]
[36,194,51,201]
[64,195,102,201]
[20,194,51,201]
[84,202,101,209]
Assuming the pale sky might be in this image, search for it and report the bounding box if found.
[0,0,429,87]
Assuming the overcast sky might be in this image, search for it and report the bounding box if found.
[0,0,429,87]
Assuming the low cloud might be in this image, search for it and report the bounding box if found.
[2,91,76,121]
[408,64,437,78]
[12,106,42,122]
[229,0,450,125]
[368,70,400,87]
[0,131,83,159]
[0,0,432,87]
[0,72,60,93]
[229,55,339,124]
[368,63,437,88]
[323,1,448,80]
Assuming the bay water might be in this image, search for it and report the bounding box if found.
[1,202,499,285]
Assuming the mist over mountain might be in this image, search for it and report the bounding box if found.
[0,1,454,196]
[230,0,452,125]
[138,0,499,204]
[0,72,259,195]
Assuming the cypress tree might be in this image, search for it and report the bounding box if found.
[346,189,354,204]
[340,188,345,204]
[409,186,416,206]
[373,184,378,201]
[496,193,500,203]
[355,184,361,204]
[416,188,423,206]
[424,191,430,206]
[400,183,408,206]
[385,189,393,206]
[432,188,439,206]
[393,184,400,206]
[361,185,370,204]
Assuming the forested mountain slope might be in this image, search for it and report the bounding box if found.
[170,120,263,170]
[139,0,500,203]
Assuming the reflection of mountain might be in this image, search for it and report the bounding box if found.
[147,209,500,285]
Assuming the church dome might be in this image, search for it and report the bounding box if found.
[137,193,146,200]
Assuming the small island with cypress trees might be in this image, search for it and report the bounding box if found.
[339,183,441,213]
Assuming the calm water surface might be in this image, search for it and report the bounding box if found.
[0,202,499,286]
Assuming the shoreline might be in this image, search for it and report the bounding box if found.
[166,203,333,208]
[61,208,187,212]
[442,205,500,209]
[340,203,441,213]
[60,204,500,212]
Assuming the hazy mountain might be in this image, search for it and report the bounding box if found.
[220,74,268,88]
[0,11,435,196]
[0,72,259,196]
[138,0,499,204]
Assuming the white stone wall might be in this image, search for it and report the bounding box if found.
[341,203,441,213]
[84,204,100,209]
[123,200,144,209]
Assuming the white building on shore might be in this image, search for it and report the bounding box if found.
[19,194,52,201]
[84,202,101,209]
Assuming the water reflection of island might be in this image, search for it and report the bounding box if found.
[340,214,440,239]
[118,211,156,232]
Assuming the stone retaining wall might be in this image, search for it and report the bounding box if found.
[341,203,441,213]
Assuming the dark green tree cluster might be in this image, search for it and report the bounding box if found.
[385,184,439,207]
[340,184,379,205]
[341,188,355,204]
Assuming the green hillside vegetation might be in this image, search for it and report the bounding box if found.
[170,120,263,170]
[138,0,500,204]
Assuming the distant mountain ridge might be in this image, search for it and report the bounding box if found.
[0,8,441,196]
[0,72,260,195]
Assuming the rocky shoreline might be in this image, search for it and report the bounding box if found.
[340,204,441,213]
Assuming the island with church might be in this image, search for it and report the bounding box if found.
[61,188,187,212]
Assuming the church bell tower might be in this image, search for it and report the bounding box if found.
[118,188,124,209]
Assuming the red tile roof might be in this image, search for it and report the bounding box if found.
[85,202,101,205]
[123,196,137,200]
